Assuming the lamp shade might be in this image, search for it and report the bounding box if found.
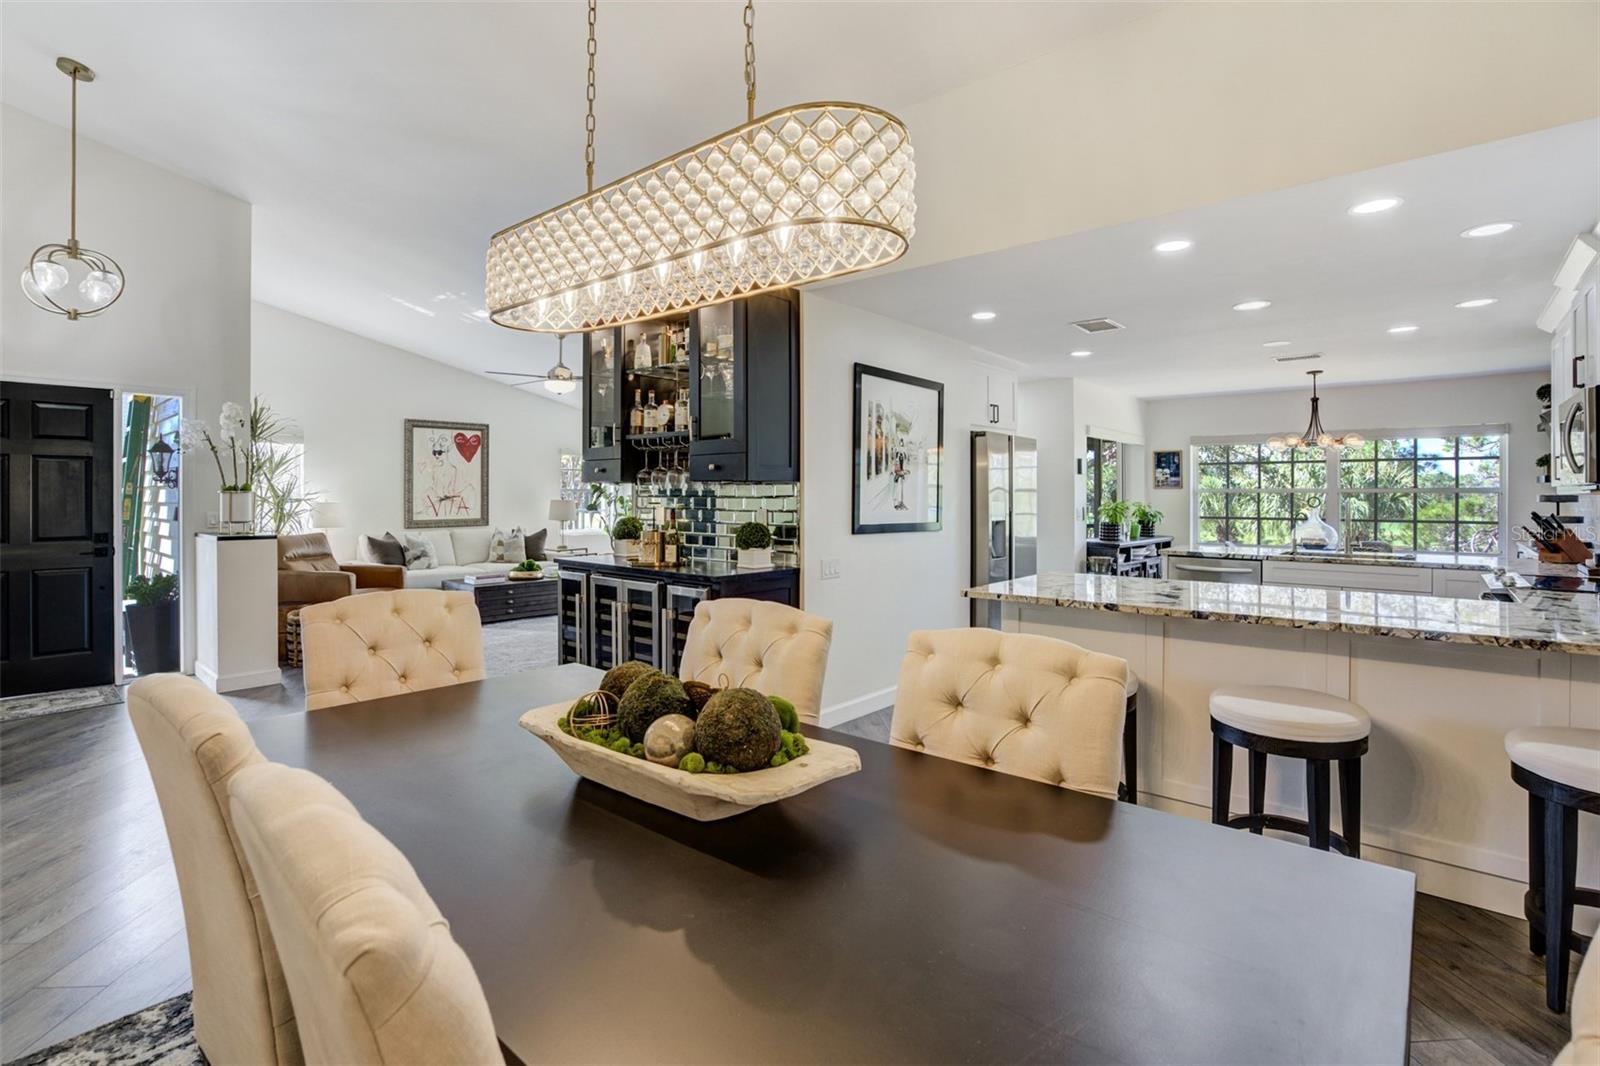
[310,501,347,529]
[548,498,578,523]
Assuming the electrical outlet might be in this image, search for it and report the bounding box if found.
[820,558,841,580]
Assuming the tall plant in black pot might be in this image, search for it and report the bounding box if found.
[125,572,180,675]
[1098,500,1130,542]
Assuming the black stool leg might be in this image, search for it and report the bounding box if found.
[1211,734,1232,826]
[1305,760,1331,851]
[1338,757,1361,859]
[1544,800,1579,1012]
[1528,792,1547,957]
[1121,695,1138,806]
[1247,750,1267,834]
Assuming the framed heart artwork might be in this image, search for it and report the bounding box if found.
[403,419,490,528]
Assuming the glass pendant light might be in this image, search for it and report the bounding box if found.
[1267,370,1364,450]
[486,0,915,333]
[20,58,125,321]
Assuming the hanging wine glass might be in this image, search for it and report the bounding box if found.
[668,449,689,492]
[650,448,671,493]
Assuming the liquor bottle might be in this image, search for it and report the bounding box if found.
[665,509,680,566]
[630,388,644,434]
[657,392,675,430]
[675,391,690,432]
[645,389,658,431]
[635,332,652,370]
[662,328,675,366]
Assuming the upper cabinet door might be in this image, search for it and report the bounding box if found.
[972,368,1016,430]
[690,300,744,455]
[1578,282,1597,389]
[583,328,622,462]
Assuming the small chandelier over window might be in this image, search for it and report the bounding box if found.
[20,58,125,321]
[485,0,915,334]
[1268,370,1364,450]
[148,434,179,487]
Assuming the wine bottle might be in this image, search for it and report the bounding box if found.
[630,388,644,434]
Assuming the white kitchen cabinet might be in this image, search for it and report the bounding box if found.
[1262,559,1435,595]
[1432,569,1491,600]
[973,367,1016,431]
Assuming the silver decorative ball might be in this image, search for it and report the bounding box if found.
[644,714,696,767]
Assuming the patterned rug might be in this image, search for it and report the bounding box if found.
[0,685,124,725]
[7,993,199,1066]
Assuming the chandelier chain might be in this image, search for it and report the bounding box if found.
[585,0,597,193]
[69,67,78,244]
[743,0,756,122]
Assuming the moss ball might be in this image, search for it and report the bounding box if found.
[680,752,706,774]
[600,661,660,703]
[682,680,717,715]
[617,673,691,742]
[695,687,782,772]
[767,695,799,731]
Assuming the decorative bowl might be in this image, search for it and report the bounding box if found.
[507,569,542,580]
[518,701,861,821]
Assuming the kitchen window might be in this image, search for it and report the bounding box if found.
[1085,437,1120,538]
[1192,431,1506,552]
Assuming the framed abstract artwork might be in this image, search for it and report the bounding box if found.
[1153,448,1183,490]
[404,419,489,528]
[852,363,943,534]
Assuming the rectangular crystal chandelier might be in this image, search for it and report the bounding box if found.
[486,102,915,333]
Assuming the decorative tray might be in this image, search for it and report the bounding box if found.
[518,701,861,821]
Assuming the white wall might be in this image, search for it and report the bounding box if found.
[800,293,997,722]
[1141,370,1547,545]
[2,104,253,674]
[250,303,580,559]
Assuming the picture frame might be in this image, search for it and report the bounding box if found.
[1153,448,1183,490]
[404,418,490,528]
[852,363,943,534]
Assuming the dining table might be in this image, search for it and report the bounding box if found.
[248,664,1415,1064]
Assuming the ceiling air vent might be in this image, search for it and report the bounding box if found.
[1273,352,1323,363]
[1071,317,1125,334]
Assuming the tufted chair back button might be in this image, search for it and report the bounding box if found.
[300,590,486,710]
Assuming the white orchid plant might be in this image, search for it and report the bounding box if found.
[179,401,255,491]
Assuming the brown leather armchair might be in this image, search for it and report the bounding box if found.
[277,532,404,658]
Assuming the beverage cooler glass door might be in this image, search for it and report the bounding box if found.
[971,431,1012,629]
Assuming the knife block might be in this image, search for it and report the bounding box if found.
[1538,530,1591,564]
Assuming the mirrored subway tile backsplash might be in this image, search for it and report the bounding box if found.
[632,482,799,567]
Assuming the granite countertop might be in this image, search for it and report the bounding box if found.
[965,572,1600,655]
[554,553,798,580]
[1161,544,1500,572]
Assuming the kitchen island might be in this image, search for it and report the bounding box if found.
[966,572,1600,917]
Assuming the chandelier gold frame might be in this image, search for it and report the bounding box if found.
[486,1,915,334]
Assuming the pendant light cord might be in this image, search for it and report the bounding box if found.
[585,0,597,193]
[743,0,756,121]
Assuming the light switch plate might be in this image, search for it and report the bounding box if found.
[820,558,841,580]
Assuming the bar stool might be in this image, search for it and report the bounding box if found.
[1118,669,1138,805]
[1506,726,1600,1013]
[1209,685,1370,856]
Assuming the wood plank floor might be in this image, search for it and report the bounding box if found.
[0,697,1580,1063]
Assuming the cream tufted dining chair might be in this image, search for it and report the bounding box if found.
[1556,945,1599,1064]
[890,629,1128,799]
[300,589,485,711]
[229,762,502,1065]
[126,674,302,1066]
[678,598,833,723]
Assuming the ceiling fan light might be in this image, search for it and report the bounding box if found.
[544,378,578,396]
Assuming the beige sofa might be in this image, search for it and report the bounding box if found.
[358,526,617,588]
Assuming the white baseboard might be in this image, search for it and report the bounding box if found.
[818,686,896,728]
[196,663,283,694]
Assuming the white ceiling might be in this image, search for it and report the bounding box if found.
[821,119,1600,398]
[0,0,1158,403]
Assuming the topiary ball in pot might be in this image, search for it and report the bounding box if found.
[617,673,692,742]
[694,687,782,771]
[600,660,660,704]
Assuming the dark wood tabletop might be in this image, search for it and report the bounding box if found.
[249,666,1414,1065]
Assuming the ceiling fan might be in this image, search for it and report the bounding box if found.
[485,333,582,395]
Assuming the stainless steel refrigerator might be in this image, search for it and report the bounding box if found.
[971,431,1038,628]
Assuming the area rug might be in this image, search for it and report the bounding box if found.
[7,992,198,1066]
[0,685,124,724]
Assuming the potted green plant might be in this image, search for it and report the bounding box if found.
[510,559,543,581]
[1131,502,1164,539]
[611,515,644,559]
[1098,500,1130,542]
[180,401,256,531]
[735,521,773,569]
[124,572,179,675]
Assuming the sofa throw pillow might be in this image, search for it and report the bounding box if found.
[401,533,437,571]
[490,528,527,564]
[364,533,406,567]
[523,527,549,561]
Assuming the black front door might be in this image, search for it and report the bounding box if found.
[1,382,117,696]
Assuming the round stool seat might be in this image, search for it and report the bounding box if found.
[1506,727,1600,793]
[1210,685,1370,744]
[1124,668,1138,698]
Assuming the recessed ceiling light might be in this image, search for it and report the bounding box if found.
[1233,300,1272,311]
[970,310,996,321]
[1154,239,1192,253]
[1454,298,1498,309]
[1262,340,1292,348]
[1461,221,1517,239]
[1349,197,1402,215]
[1069,350,1092,358]
[1387,324,1420,334]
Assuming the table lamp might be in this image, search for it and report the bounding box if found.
[548,498,578,547]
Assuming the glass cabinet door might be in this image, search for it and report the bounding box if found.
[694,302,737,444]
[585,329,619,457]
